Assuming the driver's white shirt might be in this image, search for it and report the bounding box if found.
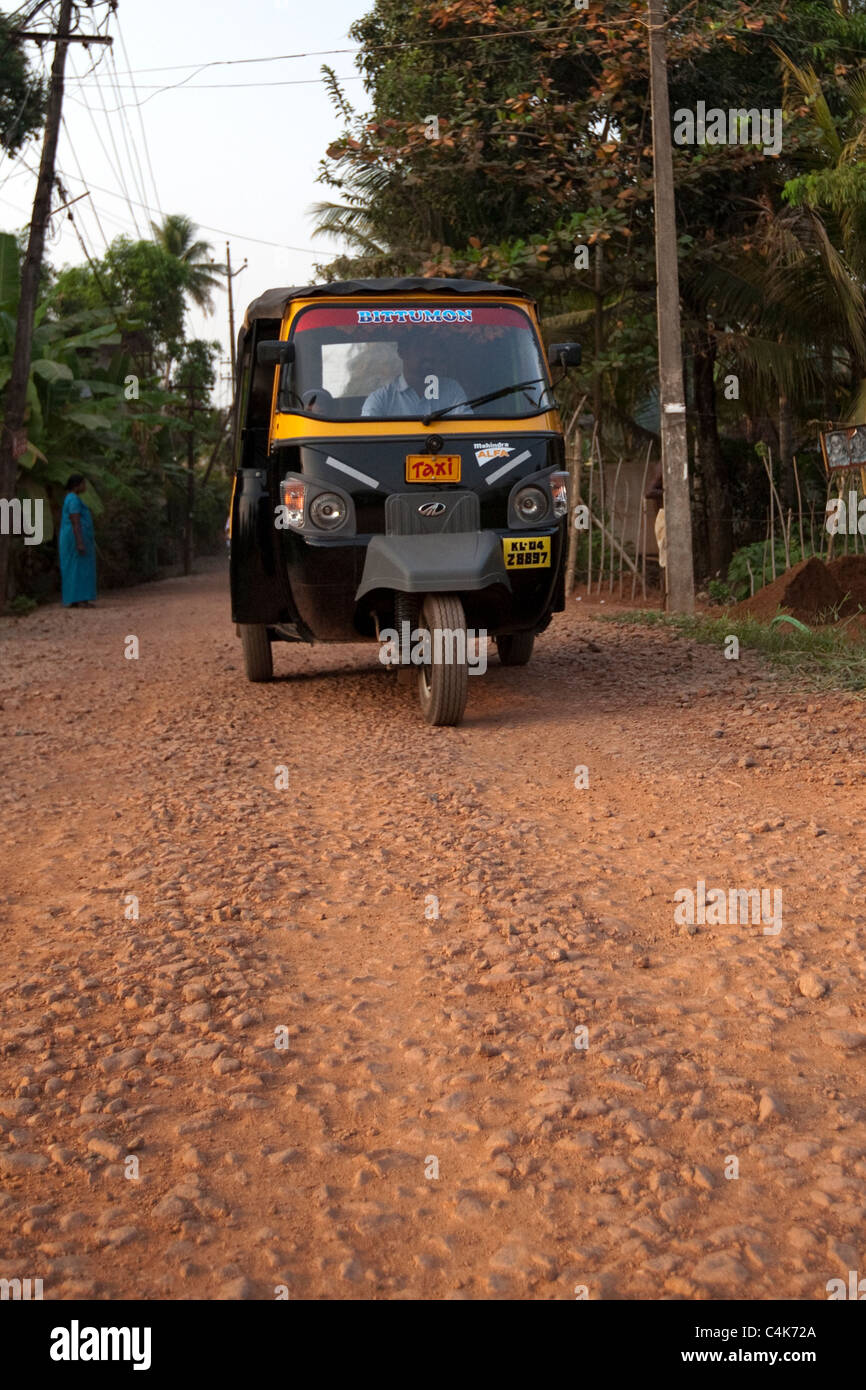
[361,372,470,418]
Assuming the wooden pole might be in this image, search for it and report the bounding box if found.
[564,396,586,597]
[648,0,695,614]
[634,441,653,601]
[619,477,629,598]
[0,0,75,608]
[793,455,806,560]
[597,436,606,595]
[609,457,622,593]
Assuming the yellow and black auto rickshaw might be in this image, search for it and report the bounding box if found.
[230,277,580,725]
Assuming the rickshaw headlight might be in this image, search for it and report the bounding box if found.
[281,481,306,528]
[550,471,569,517]
[514,485,549,522]
[309,491,347,531]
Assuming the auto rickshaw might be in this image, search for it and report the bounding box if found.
[230,277,580,725]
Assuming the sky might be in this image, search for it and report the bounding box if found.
[0,0,370,406]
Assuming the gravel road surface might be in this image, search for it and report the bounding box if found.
[1,562,864,1299]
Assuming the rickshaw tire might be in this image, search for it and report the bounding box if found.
[240,624,273,682]
[417,593,469,727]
[496,631,535,666]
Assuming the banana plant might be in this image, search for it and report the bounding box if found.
[0,231,131,536]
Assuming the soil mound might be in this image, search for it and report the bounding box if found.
[731,556,845,623]
[826,555,866,612]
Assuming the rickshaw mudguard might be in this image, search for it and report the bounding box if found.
[355,532,512,601]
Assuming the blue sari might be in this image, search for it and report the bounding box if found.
[59,492,96,605]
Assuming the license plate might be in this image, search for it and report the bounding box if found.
[405,454,461,483]
[503,536,551,569]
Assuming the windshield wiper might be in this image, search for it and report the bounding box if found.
[422,376,551,425]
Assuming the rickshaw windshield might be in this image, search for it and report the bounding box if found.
[279,302,553,421]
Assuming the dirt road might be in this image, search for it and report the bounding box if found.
[1,562,864,1300]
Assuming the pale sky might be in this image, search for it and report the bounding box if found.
[0,0,369,406]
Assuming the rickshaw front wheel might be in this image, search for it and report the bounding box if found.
[240,624,273,682]
[496,631,535,666]
[417,593,469,727]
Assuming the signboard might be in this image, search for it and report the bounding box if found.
[819,424,866,474]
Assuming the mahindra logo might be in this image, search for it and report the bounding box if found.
[418,502,447,517]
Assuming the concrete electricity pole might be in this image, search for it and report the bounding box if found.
[0,0,112,609]
[648,0,695,614]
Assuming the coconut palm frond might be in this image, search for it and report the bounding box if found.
[719,332,823,400]
[773,48,843,160]
[308,200,387,255]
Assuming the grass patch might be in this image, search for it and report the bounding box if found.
[601,608,866,695]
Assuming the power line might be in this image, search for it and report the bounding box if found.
[0,146,34,194]
[54,173,114,306]
[69,47,144,238]
[7,152,327,257]
[60,112,111,252]
[69,23,575,79]
[88,54,145,236]
[65,73,366,95]
[52,167,324,253]
[106,45,152,224]
[115,8,162,221]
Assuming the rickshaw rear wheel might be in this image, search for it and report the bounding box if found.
[240,624,273,682]
[496,631,535,666]
[417,593,469,727]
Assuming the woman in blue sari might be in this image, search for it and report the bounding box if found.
[59,474,97,607]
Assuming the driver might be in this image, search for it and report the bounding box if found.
[361,334,470,417]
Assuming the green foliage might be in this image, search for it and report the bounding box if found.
[725,536,819,599]
[150,214,220,312]
[0,221,230,600]
[707,578,735,604]
[602,608,866,695]
[7,593,37,616]
[0,13,46,155]
[311,0,866,559]
[101,237,189,348]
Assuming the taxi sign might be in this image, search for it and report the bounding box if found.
[405,454,461,483]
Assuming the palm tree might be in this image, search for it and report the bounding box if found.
[775,48,866,418]
[150,214,220,313]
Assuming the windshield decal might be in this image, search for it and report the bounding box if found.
[484,449,532,485]
[474,442,514,466]
[356,309,473,324]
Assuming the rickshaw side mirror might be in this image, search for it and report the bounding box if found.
[548,342,582,369]
[256,340,295,368]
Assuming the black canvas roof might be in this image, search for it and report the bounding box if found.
[241,277,533,333]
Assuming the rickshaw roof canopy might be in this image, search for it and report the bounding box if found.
[241,277,535,335]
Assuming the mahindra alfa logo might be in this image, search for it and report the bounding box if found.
[418,502,447,517]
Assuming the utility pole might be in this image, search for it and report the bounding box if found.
[0,0,112,609]
[648,0,695,614]
[184,389,195,577]
[211,242,247,408]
